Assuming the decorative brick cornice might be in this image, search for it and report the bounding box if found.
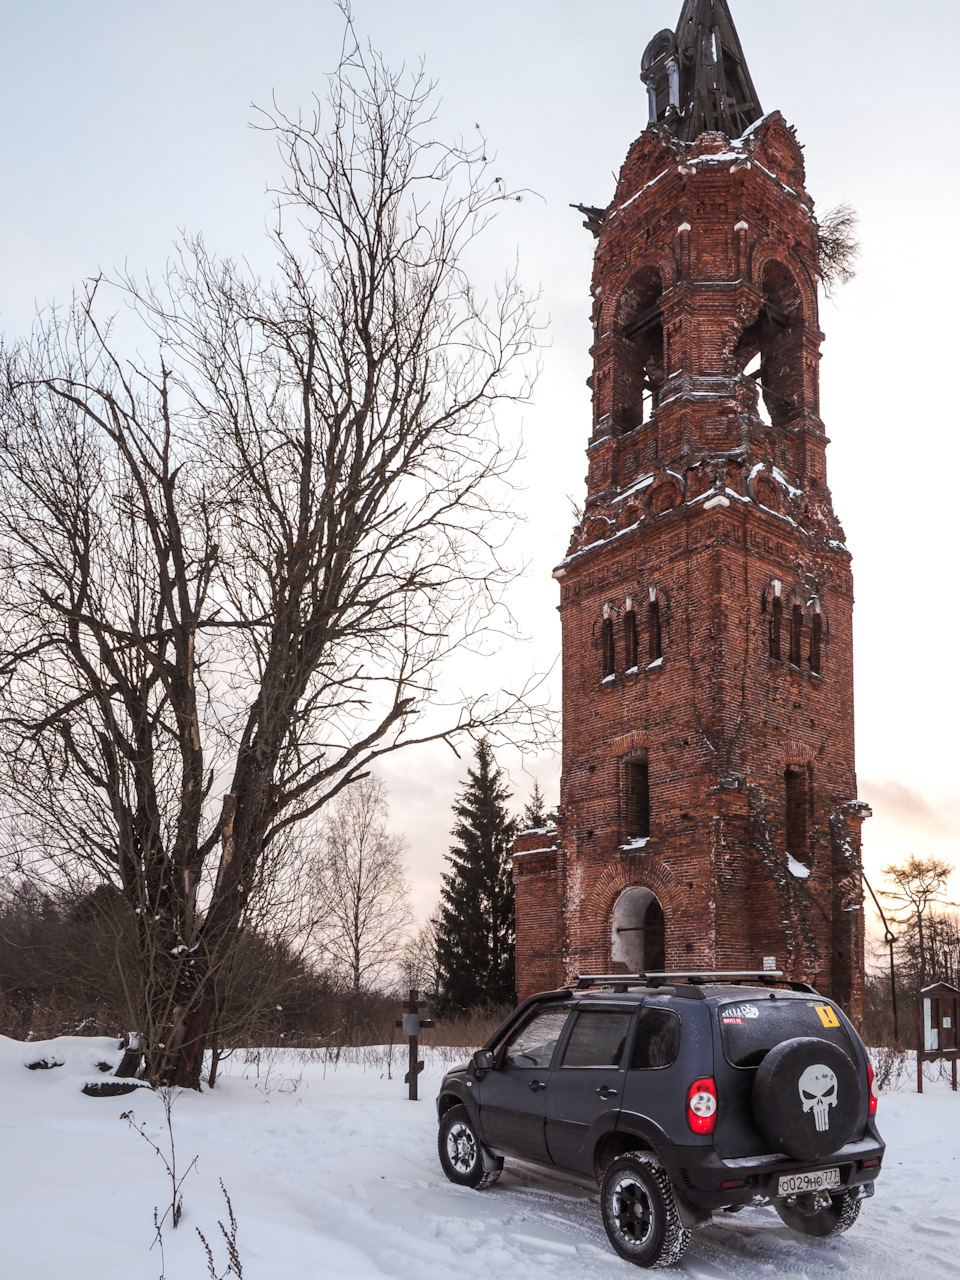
[514,827,559,854]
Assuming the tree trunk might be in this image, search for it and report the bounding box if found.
[152,978,216,1089]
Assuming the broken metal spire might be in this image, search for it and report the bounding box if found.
[641,0,763,142]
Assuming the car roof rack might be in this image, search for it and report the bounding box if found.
[574,971,818,996]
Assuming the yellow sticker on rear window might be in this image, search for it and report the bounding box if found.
[814,1004,840,1028]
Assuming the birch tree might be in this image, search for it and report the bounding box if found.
[311,776,411,991]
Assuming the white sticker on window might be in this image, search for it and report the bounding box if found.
[724,1003,760,1020]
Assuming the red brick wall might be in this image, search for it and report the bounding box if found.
[513,114,866,1023]
[513,828,564,993]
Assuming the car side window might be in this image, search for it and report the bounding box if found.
[560,1010,633,1068]
[502,1008,570,1068]
[631,1007,681,1069]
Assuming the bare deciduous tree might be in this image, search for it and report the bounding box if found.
[399,915,443,997]
[309,775,412,991]
[880,855,956,990]
[0,18,543,1085]
[816,202,860,296]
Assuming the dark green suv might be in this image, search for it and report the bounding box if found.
[436,972,883,1269]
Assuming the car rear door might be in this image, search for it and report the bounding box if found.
[620,999,701,1145]
[478,1005,571,1161]
[544,1005,634,1175]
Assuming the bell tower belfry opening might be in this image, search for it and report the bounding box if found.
[513,0,869,1021]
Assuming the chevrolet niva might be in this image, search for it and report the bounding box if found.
[436,972,883,1268]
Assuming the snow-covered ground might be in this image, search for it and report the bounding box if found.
[1,1034,956,1280]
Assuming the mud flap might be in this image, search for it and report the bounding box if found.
[675,1190,712,1229]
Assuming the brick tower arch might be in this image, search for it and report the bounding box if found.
[513,0,868,1023]
[577,855,680,976]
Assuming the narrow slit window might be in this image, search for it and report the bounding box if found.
[785,767,809,860]
[809,611,823,674]
[648,599,662,663]
[624,608,638,670]
[769,596,783,661]
[624,757,651,840]
[601,616,615,678]
[789,604,803,666]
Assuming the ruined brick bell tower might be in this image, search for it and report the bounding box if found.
[514,0,869,1020]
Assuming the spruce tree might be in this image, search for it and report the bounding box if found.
[437,741,517,1011]
[521,779,548,830]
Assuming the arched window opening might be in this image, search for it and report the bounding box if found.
[623,755,651,841]
[600,611,615,679]
[769,594,783,661]
[648,594,663,664]
[619,268,665,432]
[734,262,805,430]
[809,608,823,675]
[611,887,666,973]
[789,603,804,667]
[743,352,772,427]
[785,767,811,863]
[624,601,638,671]
[640,29,680,127]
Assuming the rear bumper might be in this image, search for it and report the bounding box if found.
[664,1132,885,1212]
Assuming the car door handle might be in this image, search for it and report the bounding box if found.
[596,1086,619,1099]
[528,1079,546,1092]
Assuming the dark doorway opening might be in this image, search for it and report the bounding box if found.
[612,887,666,973]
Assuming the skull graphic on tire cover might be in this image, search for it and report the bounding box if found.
[798,1064,838,1132]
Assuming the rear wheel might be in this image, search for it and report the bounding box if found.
[600,1153,690,1268]
[775,1188,862,1238]
[437,1104,502,1189]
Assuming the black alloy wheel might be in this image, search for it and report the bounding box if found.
[600,1153,690,1268]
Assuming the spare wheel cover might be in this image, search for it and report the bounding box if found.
[752,1036,862,1161]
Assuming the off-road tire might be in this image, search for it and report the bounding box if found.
[438,1104,502,1189]
[600,1153,691,1268]
[775,1188,862,1238]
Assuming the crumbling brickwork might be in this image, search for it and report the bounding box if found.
[514,112,867,1023]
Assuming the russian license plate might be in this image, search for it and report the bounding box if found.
[778,1167,841,1196]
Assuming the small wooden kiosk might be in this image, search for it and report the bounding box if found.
[917,981,960,1093]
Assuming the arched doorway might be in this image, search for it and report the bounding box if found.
[611,886,666,973]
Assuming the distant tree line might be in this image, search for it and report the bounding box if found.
[0,740,555,1056]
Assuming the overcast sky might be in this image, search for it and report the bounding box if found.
[2,0,958,933]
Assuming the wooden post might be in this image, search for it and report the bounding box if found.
[953,1058,957,1093]
[394,988,434,1101]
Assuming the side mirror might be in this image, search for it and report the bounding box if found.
[472,1049,495,1073]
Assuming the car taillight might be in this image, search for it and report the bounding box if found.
[687,1077,718,1134]
[867,1062,878,1117]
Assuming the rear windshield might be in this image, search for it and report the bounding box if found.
[718,998,856,1068]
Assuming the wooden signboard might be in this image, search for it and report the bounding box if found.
[917,981,960,1094]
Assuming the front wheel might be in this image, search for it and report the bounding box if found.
[600,1153,691,1268]
[437,1104,502,1190]
[775,1188,862,1238]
